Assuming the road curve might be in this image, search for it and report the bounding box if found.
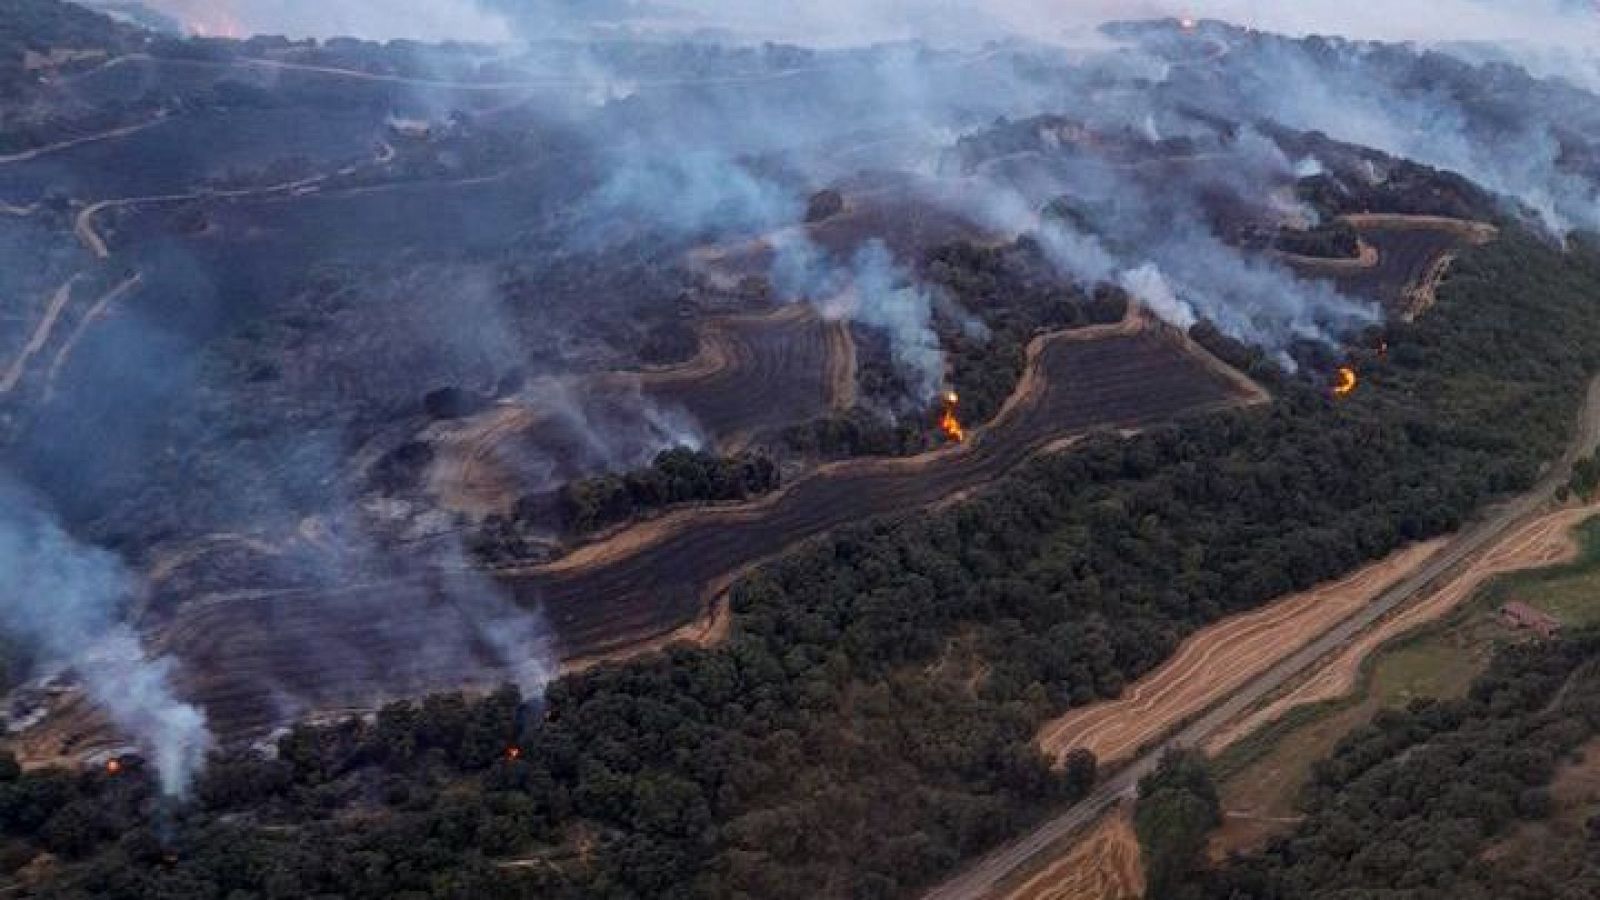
[0,112,170,167]
[924,374,1600,900]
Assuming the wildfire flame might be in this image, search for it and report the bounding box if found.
[940,391,965,443]
[1333,366,1359,398]
[105,758,123,776]
[1180,16,1199,31]
[504,746,523,762]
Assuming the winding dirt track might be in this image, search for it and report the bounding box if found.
[0,276,81,394]
[156,314,1260,740]
[922,219,1586,900]
[42,273,141,402]
[428,304,849,516]
[1283,216,1496,312]
[75,170,334,260]
[0,112,170,166]
[924,372,1600,900]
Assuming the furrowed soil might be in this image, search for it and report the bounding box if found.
[158,316,1261,740]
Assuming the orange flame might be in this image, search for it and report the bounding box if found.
[1333,366,1359,397]
[940,392,965,443]
[504,746,523,762]
[105,758,123,776]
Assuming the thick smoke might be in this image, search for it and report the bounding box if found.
[116,0,512,41]
[572,150,800,249]
[0,480,211,797]
[960,126,1375,355]
[773,234,945,401]
[505,381,706,494]
[1120,264,1194,330]
[1173,32,1600,234]
[43,0,1600,755]
[122,0,1600,55]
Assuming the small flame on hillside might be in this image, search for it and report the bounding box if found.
[940,392,965,443]
[1180,16,1199,31]
[105,758,123,776]
[1332,366,1359,398]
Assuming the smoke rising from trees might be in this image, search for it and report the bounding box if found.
[0,478,211,797]
[131,1,1600,51]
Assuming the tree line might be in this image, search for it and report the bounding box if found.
[8,230,1600,898]
[1186,632,1600,900]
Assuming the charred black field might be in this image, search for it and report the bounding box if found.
[153,319,1259,740]
[0,0,1538,766]
[5,4,1600,898]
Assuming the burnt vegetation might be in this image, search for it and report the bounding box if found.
[9,229,1600,897]
[7,6,1600,898]
[783,236,1129,460]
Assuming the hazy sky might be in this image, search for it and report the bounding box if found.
[120,0,1600,46]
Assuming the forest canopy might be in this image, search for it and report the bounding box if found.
[8,232,1600,897]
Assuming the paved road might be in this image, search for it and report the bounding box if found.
[924,375,1600,900]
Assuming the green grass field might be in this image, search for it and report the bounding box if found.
[1211,514,1600,853]
[1488,517,1600,626]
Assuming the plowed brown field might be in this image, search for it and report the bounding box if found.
[1036,540,1446,767]
[997,808,1144,900]
[1206,501,1600,754]
[151,313,1262,741]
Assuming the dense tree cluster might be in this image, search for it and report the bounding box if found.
[1570,452,1600,501]
[558,447,780,534]
[927,238,1129,428]
[1272,221,1361,259]
[1137,751,1222,899]
[781,406,928,460]
[1198,633,1600,900]
[9,231,1600,897]
[786,236,1125,460]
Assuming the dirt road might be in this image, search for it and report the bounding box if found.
[151,317,1262,740]
[923,374,1600,900]
[0,112,169,167]
[40,273,142,403]
[0,275,82,394]
[75,171,330,259]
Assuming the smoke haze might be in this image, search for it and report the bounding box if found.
[124,0,1600,51]
[0,480,211,797]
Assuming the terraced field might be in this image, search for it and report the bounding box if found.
[151,317,1262,740]
[427,304,853,514]
[1285,215,1496,313]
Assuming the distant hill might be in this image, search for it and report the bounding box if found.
[77,1,183,35]
[0,0,139,95]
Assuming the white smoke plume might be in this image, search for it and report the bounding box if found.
[773,235,945,401]
[119,0,512,41]
[0,481,211,797]
[119,0,1600,57]
[573,149,800,249]
[1120,263,1195,330]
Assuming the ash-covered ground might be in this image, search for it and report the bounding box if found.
[2,1,1598,795]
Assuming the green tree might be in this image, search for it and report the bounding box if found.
[1135,751,1221,899]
